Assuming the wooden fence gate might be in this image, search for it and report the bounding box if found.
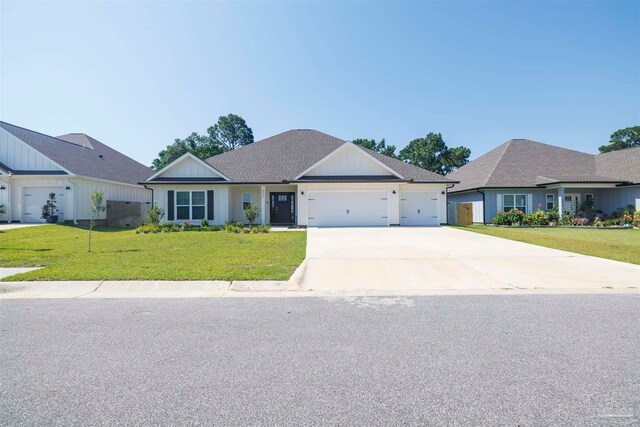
[456,203,473,226]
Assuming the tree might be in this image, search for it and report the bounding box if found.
[151,132,225,170]
[352,138,397,158]
[599,126,640,153]
[243,202,260,226]
[207,114,254,151]
[88,191,105,253]
[150,113,253,170]
[398,132,471,175]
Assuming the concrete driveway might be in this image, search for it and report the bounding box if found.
[298,227,640,291]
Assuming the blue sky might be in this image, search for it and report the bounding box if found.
[1,1,638,167]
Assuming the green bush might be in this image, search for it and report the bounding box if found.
[201,218,208,227]
[223,221,270,234]
[493,209,525,226]
[522,209,550,226]
[135,224,159,234]
[181,221,196,231]
[146,204,165,227]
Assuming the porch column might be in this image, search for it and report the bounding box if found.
[260,186,266,226]
[557,187,565,214]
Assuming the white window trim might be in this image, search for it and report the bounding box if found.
[503,193,527,212]
[546,193,554,210]
[175,190,207,222]
[242,192,252,211]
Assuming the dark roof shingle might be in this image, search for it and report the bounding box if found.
[202,129,455,183]
[0,121,151,185]
[447,139,638,192]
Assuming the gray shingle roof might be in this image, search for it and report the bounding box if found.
[595,146,640,184]
[0,121,151,185]
[447,139,638,193]
[202,129,454,184]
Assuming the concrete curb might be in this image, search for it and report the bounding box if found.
[286,260,308,290]
[0,280,637,299]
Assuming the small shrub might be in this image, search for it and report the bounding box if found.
[243,203,260,226]
[135,224,159,234]
[181,221,196,231]
[159,222,181,232]
[493,209,525,226]
[522,209,550,226]
[198,225,222,232]
[146,204,165,227]
[201,218,208,227]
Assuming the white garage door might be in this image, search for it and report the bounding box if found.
[400,191,439,226]
[23,187,64,223]
[308,191,388,227]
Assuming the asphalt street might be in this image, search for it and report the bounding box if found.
[1,295,639,426]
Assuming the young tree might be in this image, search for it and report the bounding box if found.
[243,203,260,226]
[88,191,105,253]
[352,138,397,158]
[207,114,254,150]
[145,204,165,227]
[599,126,640,153]
[398,133,471,175]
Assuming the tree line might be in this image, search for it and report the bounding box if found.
[151,114,639,174]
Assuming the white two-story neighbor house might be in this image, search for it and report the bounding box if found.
[0,121,151,224]
[142,130,456,227]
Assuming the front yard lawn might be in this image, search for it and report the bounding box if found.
[0,225,306,281]
[454,225,640,265]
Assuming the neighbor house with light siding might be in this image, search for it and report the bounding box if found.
[0,121,151,224]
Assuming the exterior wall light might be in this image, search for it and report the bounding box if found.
[300,191,304,195]
[392,190,396,194]
[65,186,71,190]
[0,185,5,190]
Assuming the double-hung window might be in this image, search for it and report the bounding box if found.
[546,194,554,210]
[176,191,206,221]
[242,192,252,210]
[503,194,526,212]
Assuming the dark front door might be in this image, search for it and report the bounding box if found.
[270,192,295,224]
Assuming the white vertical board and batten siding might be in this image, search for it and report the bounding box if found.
[71,178,151,220]
[0,128,63,171]
[304,147,392,176]
[158,156,222,178]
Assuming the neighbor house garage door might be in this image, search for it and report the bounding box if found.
[400,191,439,226]
[22,187,64,223]
[308,191,388,227]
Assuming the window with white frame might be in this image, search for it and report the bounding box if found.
[242,192,252,210]
[176,191,205,221]
[546,194,554,210]
[503,194,526,212]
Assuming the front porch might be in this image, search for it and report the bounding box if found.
[227,184,298,226]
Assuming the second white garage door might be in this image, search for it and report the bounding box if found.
[23,187,65,223]
[308,191,388,227]
[400,191,439,226]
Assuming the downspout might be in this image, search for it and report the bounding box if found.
[144,185,154,206]
[445,184,455,225]
[477,189,486,224]
[67,178,78,225]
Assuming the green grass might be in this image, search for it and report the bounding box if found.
[453,225,640,265]
[0,225,307,281]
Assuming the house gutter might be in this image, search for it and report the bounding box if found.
[477,189,486,224]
